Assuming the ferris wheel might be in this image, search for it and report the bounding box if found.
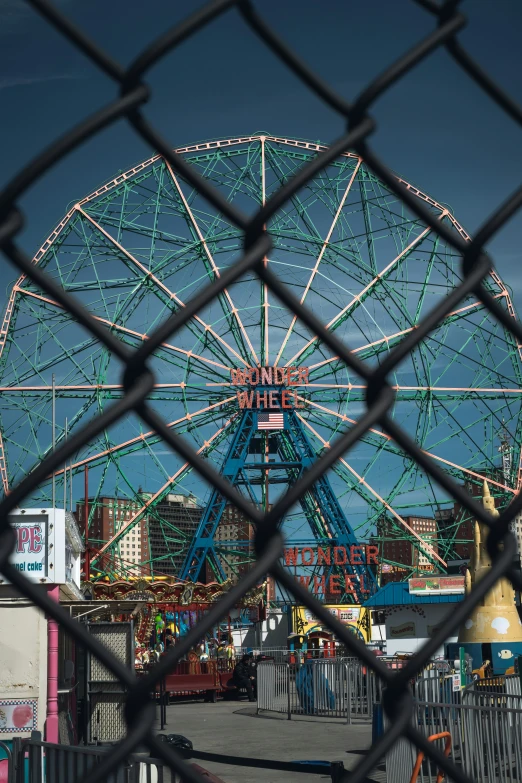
[0,134,520,585]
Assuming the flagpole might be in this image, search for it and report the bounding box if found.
[262,410,270,654]
[51,374,56,511]
[63,418,68,510]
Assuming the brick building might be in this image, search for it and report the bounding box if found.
[75,496,150,576]
[377,515,439,582]
[436,506,472,563]
[145,493,202,578]
[409,516,438,571]
[206,504,254,583]
[444,474,505,564]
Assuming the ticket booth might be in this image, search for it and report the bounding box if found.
[306,630,335,659]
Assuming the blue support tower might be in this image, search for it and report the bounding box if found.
[180,408,376,602]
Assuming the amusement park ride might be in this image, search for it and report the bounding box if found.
[0,134,521,598]
[179,386,376,602]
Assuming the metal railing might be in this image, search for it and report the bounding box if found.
[0,2,521,782]
[234,646,291,662]
[506,675,522,697]
[386,695,522,783]
[414,668,468,707]
[257,659,382,722]
[466,672,522,697]
[236,645,360,663]
[257,658,465,725]
[11,738,170,783]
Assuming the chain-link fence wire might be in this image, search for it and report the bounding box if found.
[1,0,522,780]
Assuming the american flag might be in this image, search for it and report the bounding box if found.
[257,412,284,430]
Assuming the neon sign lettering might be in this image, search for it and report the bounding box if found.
[231,366,309,409]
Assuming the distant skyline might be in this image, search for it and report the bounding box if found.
[1,0,521,311]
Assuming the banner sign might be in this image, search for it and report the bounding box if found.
[340,608,360,622]
[6,510,83,591]
[10,516,48,577]
[409,576,465,595]
[389,622,416,638]
[0,699,38,734]
[299,604,364,630]
[231,366,308,409]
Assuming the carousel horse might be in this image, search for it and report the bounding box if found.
[188,650,200,674]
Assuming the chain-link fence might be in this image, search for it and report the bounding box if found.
[1,1,522,782]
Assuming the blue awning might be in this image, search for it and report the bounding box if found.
[363,581,464,609]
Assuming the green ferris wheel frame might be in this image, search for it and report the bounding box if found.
[0,133,521,583]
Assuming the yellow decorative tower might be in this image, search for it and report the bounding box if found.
[457,480,522,673]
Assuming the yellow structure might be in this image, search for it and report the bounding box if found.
[457,480,522,674]
[293,604,371,643]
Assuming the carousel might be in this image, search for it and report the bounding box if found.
[85,577,266,698]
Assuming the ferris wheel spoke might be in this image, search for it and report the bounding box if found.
[263,141,331,359]
[297,395,517,496]
[392,385,522,397]
[164,160,260,367]
[76,206,250,367]
[51,396,236,477]
[4,393,96,485]
[93,413,238,562]
[306,292,508,375]
[274,159,363,367]
[13,292,100,385]
[76,216,116,324]
[285,215,448,368]
[295,412,446,567]
[0,384,234,396]
[419,394,512,474]
[260,136,269,365]
[17,287,231,377]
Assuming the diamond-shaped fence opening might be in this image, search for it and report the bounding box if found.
[1,1,522,782]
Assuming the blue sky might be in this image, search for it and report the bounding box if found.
[0,0,521,564]
[0,0,521,315]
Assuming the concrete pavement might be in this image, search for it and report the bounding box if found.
[153,699,386,783]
